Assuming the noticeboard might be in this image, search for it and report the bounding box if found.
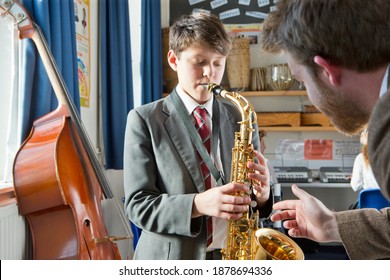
[169,0,276,26]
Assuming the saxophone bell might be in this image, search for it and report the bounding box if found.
[255,228,304,260]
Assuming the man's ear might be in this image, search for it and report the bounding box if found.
[167,50,178,72]
[314,55,341,86]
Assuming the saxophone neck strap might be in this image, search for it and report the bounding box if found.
[170,91,226,186]
[387,64,390,90]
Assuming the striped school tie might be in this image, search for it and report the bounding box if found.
[193,107,213,246]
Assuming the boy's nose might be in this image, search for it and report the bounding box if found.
[203,65,214,78]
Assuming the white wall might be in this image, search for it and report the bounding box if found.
[130,0,168,108]
[130,0,142,108]
[0,16,13,182]
[161,0,170,28]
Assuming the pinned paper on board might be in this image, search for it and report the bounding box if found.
[189,0,207,5]
[170,0,274,25]
[239,0,251,6]
[210,0,228,10]
[246,11,268,19]
[219,8,241,20]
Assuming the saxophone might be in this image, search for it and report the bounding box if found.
[207,83,304,260]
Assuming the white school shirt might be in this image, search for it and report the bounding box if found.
[351,153,379,192]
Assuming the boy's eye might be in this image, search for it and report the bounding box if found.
[191,59,223,67]
[193,60,205,65]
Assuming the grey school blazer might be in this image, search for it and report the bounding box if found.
[123,89,270,260]
[335,89,390,260]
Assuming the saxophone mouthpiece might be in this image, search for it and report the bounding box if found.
[206,83,224,96]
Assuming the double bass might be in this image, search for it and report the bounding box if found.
[0,0,130,259]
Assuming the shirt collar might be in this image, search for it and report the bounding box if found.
[176,86,214,117]
[379,64,390,97]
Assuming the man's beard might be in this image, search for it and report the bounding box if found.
[311,76,370,136]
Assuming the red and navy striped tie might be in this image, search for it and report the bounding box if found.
[193,107,213,246]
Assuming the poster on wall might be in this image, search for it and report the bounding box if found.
[74,0,90,107]
[303,139,360,160]
[275,139,360,163]
[304,140,333,160]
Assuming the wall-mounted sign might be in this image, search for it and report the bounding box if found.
[169,0,276,25]
[74,0,90,107]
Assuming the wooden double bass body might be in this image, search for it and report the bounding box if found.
[14,106,122,260]
[1,0,127,259]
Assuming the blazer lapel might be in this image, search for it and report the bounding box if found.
[163,90,205,193]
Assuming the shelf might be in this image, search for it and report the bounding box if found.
[258,126,337,132]
[238,90,306,97]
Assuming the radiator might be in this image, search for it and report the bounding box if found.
[0,202,29,260]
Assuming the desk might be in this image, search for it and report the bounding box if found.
[280,180,358,211]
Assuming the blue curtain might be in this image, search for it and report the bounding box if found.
[20,0,80,142]
[100,0,133,169]
[141,0,163,104]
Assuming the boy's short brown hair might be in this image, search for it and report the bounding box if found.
[169,12,231,58]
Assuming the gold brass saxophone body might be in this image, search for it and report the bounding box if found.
[207,83,304,260]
